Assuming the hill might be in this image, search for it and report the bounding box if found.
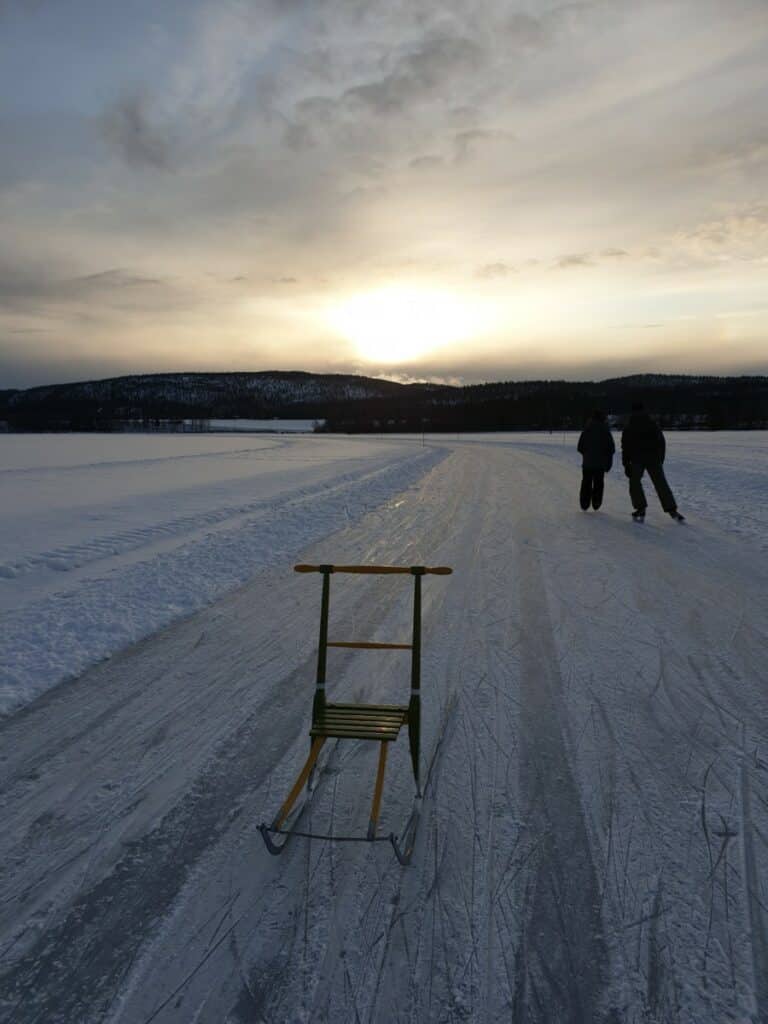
[1,370,767,431]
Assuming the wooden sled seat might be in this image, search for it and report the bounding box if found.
[311,702,408,742]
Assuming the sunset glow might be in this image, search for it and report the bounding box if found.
[328,288,492,364]
[1,1,767,386]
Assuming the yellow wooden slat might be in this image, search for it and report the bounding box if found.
[310,726,401,740]
[368,742,389,839]
[273,736,325,830]
[327,641,412,650]
[315,714,405,725]
[327,702,407,712]
[294,564,452,575]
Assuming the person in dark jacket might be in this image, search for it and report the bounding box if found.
[577,409,615,510]
[621,403,684,522]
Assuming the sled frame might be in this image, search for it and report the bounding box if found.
[260,563,451,854]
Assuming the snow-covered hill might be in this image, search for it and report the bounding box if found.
[7,370,404,412]
[4,371,768,431]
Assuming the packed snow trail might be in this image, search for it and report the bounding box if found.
[1,436,767,1022]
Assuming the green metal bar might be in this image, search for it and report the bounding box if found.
[408,568,423,794]
[313,567,332,724]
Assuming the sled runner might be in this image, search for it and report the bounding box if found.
[259,563,452,865]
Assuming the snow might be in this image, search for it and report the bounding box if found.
[0,433,443,713]
[1,430,767,1023]
[205,419,321,432]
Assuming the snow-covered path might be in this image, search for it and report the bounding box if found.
[1,436,767,1023]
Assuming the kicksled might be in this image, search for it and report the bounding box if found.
[259,563,453,865]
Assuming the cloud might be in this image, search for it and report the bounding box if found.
[409,154,443,169]
[550,248,630,270]
[653,204,768,266]
[101,94,170,169]
[504,12,551,48]
[683,204,768,246]
[453,128,511,162]
[476,262,514,279]
[75,269,164,289]
[283,121,314,151]
[3,0,768,387]
[556,252,594,269]
[343,35,482,115]
[0,258,176,314]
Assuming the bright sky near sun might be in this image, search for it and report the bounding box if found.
[1,0,767,387]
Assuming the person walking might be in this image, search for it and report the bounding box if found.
[621,403,684,522]
[577,409,615,510]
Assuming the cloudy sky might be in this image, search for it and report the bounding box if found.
[1,0,767,388]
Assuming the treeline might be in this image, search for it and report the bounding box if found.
[320,377,768,432]
[0,371,396,431]
[1,372,767,432]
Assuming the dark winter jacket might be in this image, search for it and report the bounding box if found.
[577,420,615,471]
[621,412,666,466]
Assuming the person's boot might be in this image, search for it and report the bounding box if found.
[668,510,685,522]
[632,508,645,522]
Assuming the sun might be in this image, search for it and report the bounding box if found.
[328,286,483,364]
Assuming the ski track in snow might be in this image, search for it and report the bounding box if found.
[1,432,767,1023]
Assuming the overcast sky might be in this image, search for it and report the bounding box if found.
[1,0,767,388]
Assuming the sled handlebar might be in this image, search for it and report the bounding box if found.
[294,564,453,576]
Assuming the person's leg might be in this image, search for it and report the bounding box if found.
[591,470,605,509]
[580,469,592,510]
[646,462,677,512]
[628,463,647,510]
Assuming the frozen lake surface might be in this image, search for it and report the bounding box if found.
[0,433,441,712]
[1,430,767,1022]
[205,418,320,432]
